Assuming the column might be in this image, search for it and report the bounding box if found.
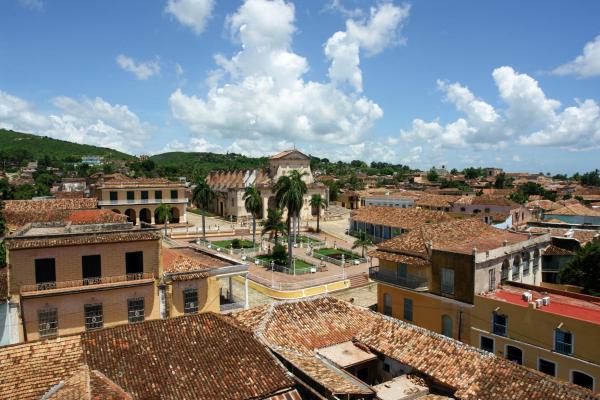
[228,276,233,301]
[182,204,188,223]
[244,274,249,309]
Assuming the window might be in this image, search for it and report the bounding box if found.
[128,297,145,323]
[141,190,148,200]
[488,269,496,291]
[501,260,510,282]
[127,191,134,201]
[82,255,101,284]
[460,207,466,212]
[554,329,572,354]
[155,190,162,201]
[35,258,56,289]
[109,191,118,201]
[572,371,594,391]
[492,312,507,336]
[84,304,103,331]
[397,263,407,280]
[403,298,413,321]
[442,315,452,337]
[512,256,521,280]
[171,190,178,200]
[183,289,198,314]
[538,359,556,376]
[484,208,490,213]
[480,336,494,353]
[125,251,144,277]
[441,267,454,295]
[506,345,523,365]
[383,293,392,316]
[38,308,58,338]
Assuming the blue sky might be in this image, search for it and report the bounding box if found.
[1,0,599,173]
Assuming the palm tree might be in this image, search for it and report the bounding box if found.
[309,194,327,233]
[243,185,263,248]
[155,203,173,236]
[274,170,307,268]
[192,179,215,240]
[262,208,286,244]
[352,230,373,258]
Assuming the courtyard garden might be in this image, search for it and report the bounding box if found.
[211,238,256,249]
[313,247,363,263]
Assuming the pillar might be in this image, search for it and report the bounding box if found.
[244,274,249,309]
[228,276,233,301]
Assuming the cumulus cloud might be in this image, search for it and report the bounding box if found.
[324,2,410,91]
[169,0,388,148]
[0,90,152,153]
[116,54,160,80]
[552,35,600,78]
[401,66,600,151]
[18,0,43,11]
[165,0,214,35]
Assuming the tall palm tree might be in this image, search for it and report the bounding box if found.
[192,179,215,240]
[274,170,307,268]
[352,230,373,258]
[243,185,263,248]
[155,203,173,236]
[262,208,286,244]
[309,194,327,233]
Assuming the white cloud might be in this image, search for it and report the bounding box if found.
[401,66,600,151]
[164,137,222,153]
[0,90,152,153]
[18,0,43,11]
[170,0,386,148]
[402,145,422,164]
[165,0,214,35]
[552,35,600,78]
[324,0,364,19]
[512,155,521,162]
[324,2,410,91]
[116,54,160,80]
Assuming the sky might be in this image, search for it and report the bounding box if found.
[1,0,600,174]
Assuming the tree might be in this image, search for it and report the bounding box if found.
[559,241,600,296]
[310,194,327,233]
[274,170,307,268]
[155,203,173,236]
[352,230,373,258]
[243,185,263,248]
[262,208,286,244]
[427,168,439,182]
[580,169,600,187]
[192,179,215,239]
[493,173,512,189]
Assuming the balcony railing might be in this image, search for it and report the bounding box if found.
[554,341,572,355]
[20,272,155,294]
[97,198,188,206]
[369,266,428,290]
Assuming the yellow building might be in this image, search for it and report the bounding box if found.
[369,218,549,346]
[96,177,188,225]
[472,283,600,393]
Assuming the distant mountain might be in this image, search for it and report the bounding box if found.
[0,129,133,161]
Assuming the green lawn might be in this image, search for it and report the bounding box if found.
[279,235,321,244]
[314,247,362,260]
[255,255,314,272]
[212,239,255,249]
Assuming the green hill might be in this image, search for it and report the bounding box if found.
[150,151,267,174]
[0,129,133,161]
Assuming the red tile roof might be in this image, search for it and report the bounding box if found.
[351,206,455,230]
[546,203,600,217]
[233,297,597,400]
[162,247,231,277]
[543,244,575,256]
[3,198,97,212]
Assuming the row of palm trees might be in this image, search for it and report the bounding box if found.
[188,172,328,268]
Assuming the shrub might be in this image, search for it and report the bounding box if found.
[272,244,288,265]
[231,238,242,249]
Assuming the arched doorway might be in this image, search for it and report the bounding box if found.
[512,255,522,280]
[124,209,136,225]
[171,207,180,223]
[501,259,510,283]
[139,208,151,224]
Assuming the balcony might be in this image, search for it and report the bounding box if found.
[369,266,428,291]
[20,273,155,296]
[97,198,188,206]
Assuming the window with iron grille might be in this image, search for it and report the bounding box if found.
[38,308,58,338]
[84,304,103,331]
[183,289,198,314]
[128,297,145,323]
[492,312,507,336]
[403,298,413,321]
[554,329,572,354]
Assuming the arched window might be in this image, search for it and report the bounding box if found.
[522,252,531,276]
[506,345,523,365]
[572,371,594,391]
[501,259,510,283]
[512,255,522,280]
[533,248,540,272]
[442,315,453,338]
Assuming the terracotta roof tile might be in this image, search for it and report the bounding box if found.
[6,229,161,250]
[543,244,575,256]
[454,194,519,208]
[546,203,600,217]
[415,195,460,209]
[162,247,230,277]
[3,198,97,212]
[207,169,270,190]
[351,206,455,230]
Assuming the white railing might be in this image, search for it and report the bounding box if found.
[20,272,154,294]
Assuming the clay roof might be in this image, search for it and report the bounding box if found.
[45,366,132,400]
[6,228,161,250]
[3,198,97,212]
[546,203,600,217]
[454,194,519,208]
[0,336,84,400]
[162,247,231,277]
[363,190,422,200]
[2,209,126,232]
[375,218,532,258]
[351,206,455,230]
[527,199,562,211]
[80,313,295,399]
[269,149,308,160]
[206,169,270,190]
[415,194,459,209]
[526,227,599,244]
[54,191,86,199]
[543,245,575,256]
[233,297,595,400]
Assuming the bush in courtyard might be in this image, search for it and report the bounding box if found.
[272,244,288,265]
[231,238,242,249]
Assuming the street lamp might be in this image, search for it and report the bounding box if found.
[341,254,346,280]
[271,260,275,288]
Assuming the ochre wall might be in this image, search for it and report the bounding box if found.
[169,276,220,317]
